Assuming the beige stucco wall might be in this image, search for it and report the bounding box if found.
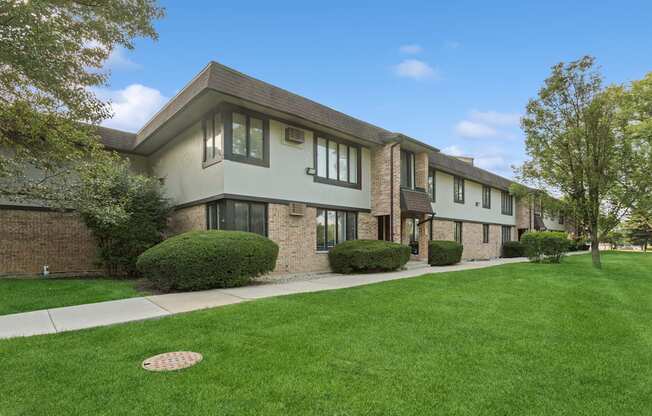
[430,170,516,226]
[149,121,224,206]
[224,119,371,210]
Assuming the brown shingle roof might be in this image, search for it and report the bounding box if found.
[95,126,137,152]
[400,188,434,217]
[430,152,515,191]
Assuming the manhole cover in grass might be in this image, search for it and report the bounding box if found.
[142,351,203,372]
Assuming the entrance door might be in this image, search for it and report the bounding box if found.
[377,215,391,241]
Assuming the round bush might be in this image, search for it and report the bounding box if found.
[136,230,279,291]
[328,240,411,274]
[502,241,525,258]
[428,240,463,266]
[521,231,570,263]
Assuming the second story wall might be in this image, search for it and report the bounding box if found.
[431,170,516,226]
[223,118,372,210]
[149,121,224,206]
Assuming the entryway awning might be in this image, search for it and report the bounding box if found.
[400,188,433,218]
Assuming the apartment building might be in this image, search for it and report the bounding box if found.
[0,62,568,276]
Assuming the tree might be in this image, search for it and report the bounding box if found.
[518,56,652,268]
[76,157,171,276]
[600,229,625,250]
[625,210,652,252]
[0,0,164,204]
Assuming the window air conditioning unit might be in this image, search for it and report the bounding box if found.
[289,202,306,216]
[285,127,305,144]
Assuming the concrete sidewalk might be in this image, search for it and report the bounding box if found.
[0,256,532,340]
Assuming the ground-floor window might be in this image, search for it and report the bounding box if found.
[316,209,357,251]
[501,225,512,244]
[482,224,490,244]
[206,199,267,236]
[377,215,391,241]
[454,221,463,244]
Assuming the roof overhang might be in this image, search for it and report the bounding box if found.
[400,188,434,217]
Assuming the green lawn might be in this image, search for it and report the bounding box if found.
[0,277,146,315]
[2,252,652,415]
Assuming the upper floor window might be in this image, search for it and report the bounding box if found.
[501,191,513,216]
[428,169,436,202]
[482,185,491,209]
[315,135,360,188]
[453,176,465,204]
[316,209,357,251]
[202,111,223,166]
[400,150,415,189]
[224,108,269,167]
[206,199,267,236]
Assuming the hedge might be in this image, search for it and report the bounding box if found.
[328,240,411,274]
[521,231,570,263]
[428,240,463,266]
[502,241,525,258]
[136,230,279,291]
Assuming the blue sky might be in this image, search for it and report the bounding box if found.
[100,0,652,178]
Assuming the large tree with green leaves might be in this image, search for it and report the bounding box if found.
[0,0,164,203]
[518,56,652,268]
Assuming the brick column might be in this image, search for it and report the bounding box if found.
[415,152,430,259]
[371,142,401,242]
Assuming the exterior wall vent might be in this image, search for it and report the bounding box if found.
[285,127,305,144]
[289,202,306,216]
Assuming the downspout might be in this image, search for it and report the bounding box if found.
[389,141,401,242]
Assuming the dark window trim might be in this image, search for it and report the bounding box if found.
[205,199,268,237]
[482,223,490,244]
[400,149,415,190]
[201,106,224,169]
[313,131,362,189]
[453,176,465,204]
[316,208,358,252]
[501,191,513,216]
[482,185,491,209]
[501,225,512,244]
[454,221,463,244]
[223,104,270,168]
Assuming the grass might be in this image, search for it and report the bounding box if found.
[0,277,146,315]
[2,252,652,415]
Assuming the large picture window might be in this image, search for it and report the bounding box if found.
[315,135,360,188]
[224,108,269,167]
[202,111,223,166]
[454,176,465,204]
[316,209,357,251]
[501,191,513,215]
[501,225,512,244]
[206,199,267,236]
[428,168,436,202]
[482,185,491,209]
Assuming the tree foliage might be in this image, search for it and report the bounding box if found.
[0,0,164,203]
[517,56,652,268]
[76,157,171,276]
[625,209,652,252]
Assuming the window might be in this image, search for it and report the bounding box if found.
[501,225,512,244]
[501,191,513,215]
[559,214,564,225]
[454,221,463,244]
[225,108,269,167]
[202,111,223,165]
[316,209,357,251]
[482,185,491,209]
[400,150,415,189]
[483,224,490,244]
[206,199,267,236]
[454,176,465,203]
[428,169,436,202]
[315,135,360,187]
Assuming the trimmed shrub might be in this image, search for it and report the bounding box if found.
[428,240,463,266]
[328,240,411,274]
[521,231,570,263]
[502,241,525,258]
[136,230,279,291]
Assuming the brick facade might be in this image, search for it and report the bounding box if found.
[0,208,101,276]
[168,204,206,235]
[515,197,533,231]
[371,143,401,242]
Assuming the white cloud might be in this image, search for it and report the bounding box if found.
[454,120,498,139]
[442,145,465,156]
[469,110,520,127]
[105,48,142,70]
[97,84,168,132]
[394,59,438,80]
[399,44,423,54]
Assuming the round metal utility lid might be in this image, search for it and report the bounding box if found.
[142,351,203,372]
